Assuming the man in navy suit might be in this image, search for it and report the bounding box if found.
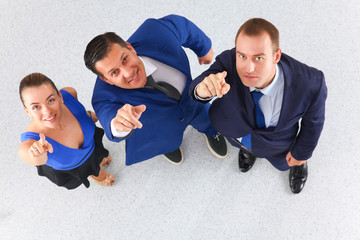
[190,18,327,193]
[83,15,227,166]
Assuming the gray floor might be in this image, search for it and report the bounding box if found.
[1,0,359,239]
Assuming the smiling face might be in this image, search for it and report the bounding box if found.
[94,43,147,89]
[22,83,64,129]
[235,31,281,89]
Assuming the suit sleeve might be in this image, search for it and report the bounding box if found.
[91,79,125,143]
[291,71,327,160]
[159,14,212,58]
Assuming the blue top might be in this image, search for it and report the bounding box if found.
[21,90,96,170]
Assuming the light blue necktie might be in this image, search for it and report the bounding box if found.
[241,91,265,150]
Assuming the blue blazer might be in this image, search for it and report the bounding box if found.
[190,48,327,161]
[92,15,213,165]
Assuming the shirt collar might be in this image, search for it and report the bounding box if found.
[139,56,157,77]
[250,64,282,97]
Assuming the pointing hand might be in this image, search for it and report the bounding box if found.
[113,104,146,132]
[196,71,230,98]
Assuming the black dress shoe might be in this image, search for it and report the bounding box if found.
[238,149,256,172]
[205,133,228,158]
[289,162,308,194]
[163,147,183,165]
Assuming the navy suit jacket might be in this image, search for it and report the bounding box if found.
[92,15,214,165]
[190,48,327,161]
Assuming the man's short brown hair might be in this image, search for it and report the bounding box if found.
[235,18,279,52]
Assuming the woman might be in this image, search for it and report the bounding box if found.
[18,73,115,189]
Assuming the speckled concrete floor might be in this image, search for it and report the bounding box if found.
[1,0,359,239]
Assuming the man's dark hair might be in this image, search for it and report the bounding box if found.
[84,32,128,77]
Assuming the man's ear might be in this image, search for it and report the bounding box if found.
[126,42,137,54]
[99,76,113,85]
[274,48,282,64]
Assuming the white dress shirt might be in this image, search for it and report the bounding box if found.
[249,63,284,128]
[111,56,187,138]
[236,64,284,142]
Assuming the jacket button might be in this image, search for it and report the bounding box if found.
[180,118,184,122]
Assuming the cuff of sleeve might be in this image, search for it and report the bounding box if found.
[111,118,132,139]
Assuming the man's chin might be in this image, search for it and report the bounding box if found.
[241,80,255,88]
[133,79,147,88]
[241,78,263,88]
[125,82,146,89]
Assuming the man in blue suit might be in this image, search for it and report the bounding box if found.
[83,15,227,166]
[190,18,327,193]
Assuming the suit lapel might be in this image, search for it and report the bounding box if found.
[275,59,294,129]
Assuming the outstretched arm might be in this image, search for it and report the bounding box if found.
[18,133,53,166]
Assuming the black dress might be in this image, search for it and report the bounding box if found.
[36,126,109,189]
